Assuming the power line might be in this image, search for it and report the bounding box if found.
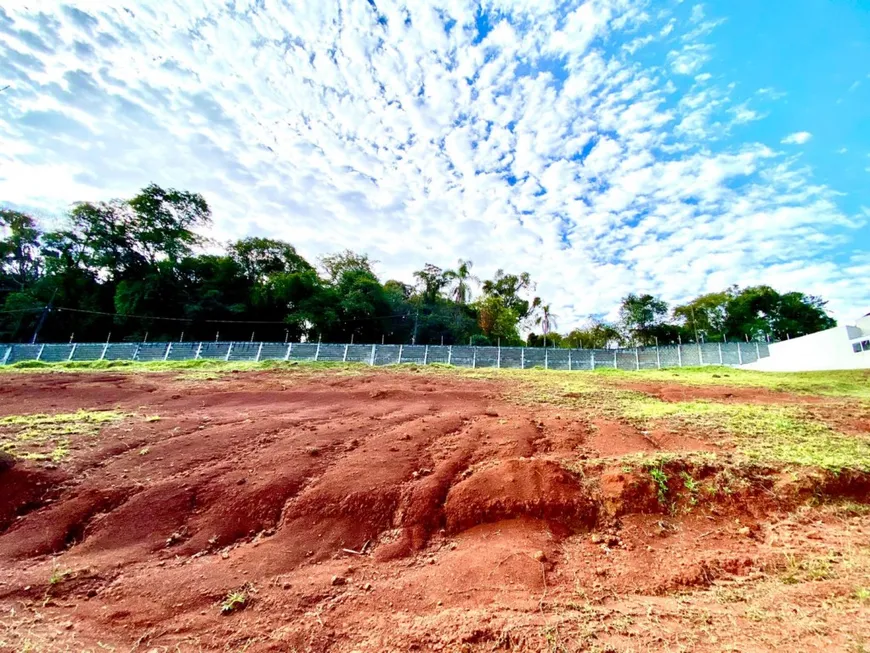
[53,305,415,325]
[0,307,43,315]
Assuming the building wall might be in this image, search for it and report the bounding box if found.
[743,324,870,372]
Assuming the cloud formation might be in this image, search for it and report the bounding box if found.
[781,131,813,145]
[0,1,866,326]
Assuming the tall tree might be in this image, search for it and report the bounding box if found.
[474,295,522,346]
[619,293,669,345]
[0,209,41,291]
[673,291,730,341]
[443,259,479,304]
[534,303,558,346]
[319,250,376,282]
[230,238,313,282]
[126,184,211,264]
[481,269,534,318]
[413,264,448,304]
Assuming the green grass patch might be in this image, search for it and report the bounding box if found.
[587,366,870,399]
[621,397,870,472]
[0,409,129,462]
[1,358,373,377]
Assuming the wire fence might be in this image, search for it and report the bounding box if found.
[0,341,770,370]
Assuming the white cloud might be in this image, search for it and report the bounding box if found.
[729,103,765,126]
[781,131,813,145]
[0,1,865,327]
[668,43,711,75]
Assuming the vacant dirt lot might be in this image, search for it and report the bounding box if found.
[1,366,868,652]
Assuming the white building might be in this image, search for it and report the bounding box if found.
[743,314,870,372]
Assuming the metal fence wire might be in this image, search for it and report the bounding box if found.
[0,341,770,369]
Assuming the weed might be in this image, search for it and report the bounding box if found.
[781,554,838,584]
[48,560,71,586]
[221,584,253,614]
[681,471,700,505]
[0,410,128,462]
[138,447,150,456]
[649,467,669,505]
[855,587,870,604]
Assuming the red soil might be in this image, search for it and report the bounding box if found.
[0,370,867,651]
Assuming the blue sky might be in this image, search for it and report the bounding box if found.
[1,0,868,326]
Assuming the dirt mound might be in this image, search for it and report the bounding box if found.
[0,457,68,532]
[445,459,594,533]
[1,369,869,652]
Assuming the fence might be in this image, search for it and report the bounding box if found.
[0,341,770,370]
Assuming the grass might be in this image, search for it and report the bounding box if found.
[4,358,869,397]
[2,358,868,473]
[220,585,253,614]
[2,358,372,374]
[780,553,839,584]
[0,410,129,462]
[497,367,870,473]
[620,397,870,472]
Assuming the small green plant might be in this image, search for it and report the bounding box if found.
[781,554,837,584]
[220,584,253,614]
[681,471,700,506]
[48,561,71,586]
[855,587,870,604]
[649,467,669,505]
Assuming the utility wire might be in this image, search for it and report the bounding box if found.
[53,305,417,325]
[0,307,44,315]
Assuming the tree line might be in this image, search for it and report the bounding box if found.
[0,185,836,347]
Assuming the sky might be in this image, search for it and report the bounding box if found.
[1,0,869,328]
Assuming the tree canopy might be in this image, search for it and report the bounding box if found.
[0,185,838,346]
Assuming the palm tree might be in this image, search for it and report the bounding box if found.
[535,303,558,347]
[444,259,479,304]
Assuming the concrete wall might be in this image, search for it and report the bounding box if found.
[743,323,870,372]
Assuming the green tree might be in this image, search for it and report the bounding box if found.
[481,269,534,318]
[771,292,836,338]
[443,259,479,304]
[673,291,730,341]
[230,238,313,282]
[0,209,41,291]
[619,293,669,345]
[319,250,376,282]
[473,295,522,346]
[562,319,624,349]
[126,184,211,264]
[413,264,448,304]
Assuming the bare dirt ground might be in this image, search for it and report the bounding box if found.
[0,367,868,652]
